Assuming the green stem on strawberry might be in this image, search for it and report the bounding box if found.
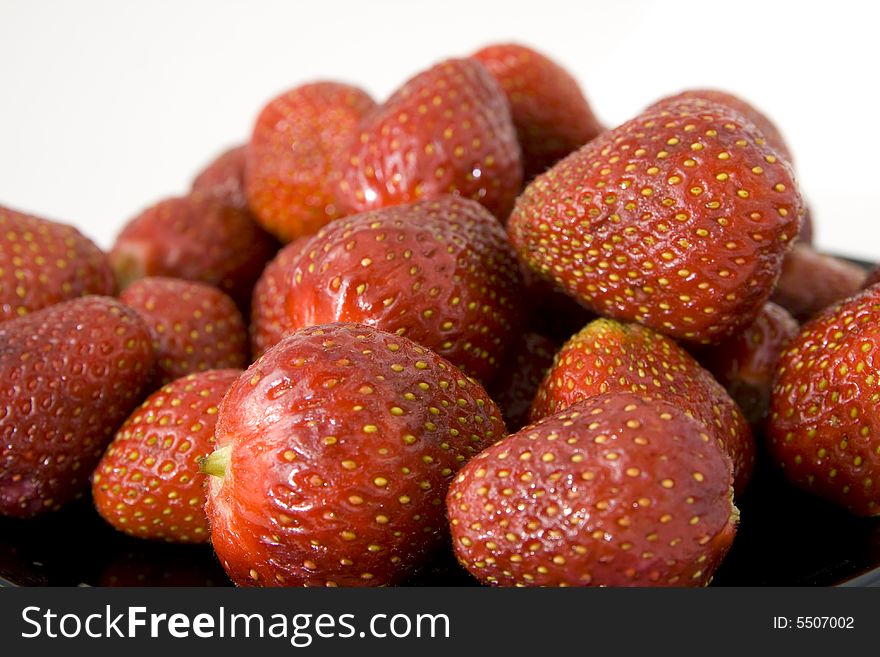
[199,445,231,478]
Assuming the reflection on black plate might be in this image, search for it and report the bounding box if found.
[2,257,879,587]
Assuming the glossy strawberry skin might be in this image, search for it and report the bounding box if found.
[508,99,803,345]
[191,145,248,208]
[771,245,866,322]
[335,58,522,221]
[0,297,155,518]
[697,302,799,425]
[488,332,558,432]
[110,194,278,311]
[119,277,248,388]
[649,89,794,164]
[472,43,603,180]
[284,196,524,384]
[768,286,880,516]
[249,238,309,359]
[0,205,115,322]
[448,393,738,587]
[92,369,241,543]
[204,323,506,587]
[531,318,754,495]
[245,83,376,242]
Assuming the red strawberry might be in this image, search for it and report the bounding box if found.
[92,369,241,542]
[768,285,880,516]
[531,318,754,495]
[0,205,115,322]
[249,238,309,359]
[191,144,248,208]
[771,245,866,321]
[0,297,154,517]
[119,277,248,387]
[488,332,558,432]
[697,302,799,425]
[649,89,794,164]
[245,83,377,242]
[283,196,524,384]
[448,392,738,586]
[472,43,603,180]
[508,98,804,345]
[335,58,522,221]
[202,323,506,587]
[110,194,278,311]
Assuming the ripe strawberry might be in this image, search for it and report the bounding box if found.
[488,332,558,432]
[283,196,524,383]
[0,297,154,518]
[191,144,248,208]
[472,43,603,180]
[0,205,115,322]
[649,89,794,164]
[110,194,278,311]
[119,277,248,387]
[202,323,506,587]
[245,83,377,242]
[771,245,866,321]
[448,392,738,586]
[508,98,804,345]
[249,238,309,359]
[92,369,241,542]
[531,318,754,495]
[697,302,799,425]
[768,285,880,516]
[335,58,522,221]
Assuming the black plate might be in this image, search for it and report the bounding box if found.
[2,257,879,587]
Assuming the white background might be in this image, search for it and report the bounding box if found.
[1,0,878,259]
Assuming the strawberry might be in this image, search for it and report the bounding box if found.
[283,196,524,384]
[508,98,804,345]
[245,82,377,242]
[771,245,866,321]
[448,392,738,586]
[531,318,754,495]
[697,302,799,425]
[119,277,248,387]
[92,369,241,543]
[335,58,522,221]
[472,43,603,181]
[191,144,248,208]
[488,332,558,432]
[0,205,115,322]
[110,194,278,311]
[768,285,880,516]
[649,89,794,164]
[249,238,309,359]
[0,297,154,518]
[202,323,506,586]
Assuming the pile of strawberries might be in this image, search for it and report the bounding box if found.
[2,44,877,588]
